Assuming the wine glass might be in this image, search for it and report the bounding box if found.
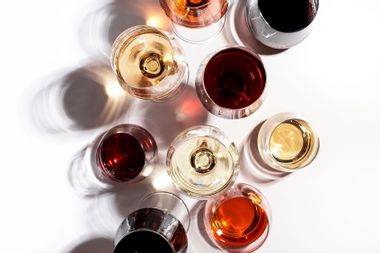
[114,192,190,253]
[246,0,319,49]
[167,125,239,198]
[257,112,320,172]
[111,25,189,100]
[95,124,157,183]
[160,0,232,43]
[204,183,271,252]
[195,46,266,119]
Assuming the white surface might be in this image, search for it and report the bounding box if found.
[1,0,380,252]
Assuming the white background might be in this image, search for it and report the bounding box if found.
[1,0,380,252]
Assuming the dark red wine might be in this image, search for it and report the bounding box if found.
[258,0,319,33]
[98,132,145,182]
[203,48,266,109]
[114,208,188,253]
[114,230,173,253]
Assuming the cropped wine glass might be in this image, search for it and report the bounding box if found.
[204,183,271,252]
[195,46,266,119]
[111,25,189,100]
[167,125,239,198]
[114,192,189,253]
[246,0,319,49]
[160,0,231,43]
[257,112,320,172]
[95,124,157,183]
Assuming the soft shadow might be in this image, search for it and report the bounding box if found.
[31,62,130,134]
[223,0,286,55]
[79,0,171,58]
[189,201,219,252]
[81,161,174,236]
[240,121,291,185]
[129,86,209,150]
[65,237,113,253]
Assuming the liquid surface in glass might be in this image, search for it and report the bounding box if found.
[203,48,265,109]
[168,136,236,197]
[160,0,228,28]
[114,30,176,89]
[211,196,269,247]
[269,119,317,169]
[98,132,145,181]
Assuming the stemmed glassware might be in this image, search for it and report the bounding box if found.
[167,125,239,198]
[114,192,190,253]
[111,25,189,100]
[257,112,320,172]
[160,0,232,43]
[195,46,266,119]
[204,183,271,252]
[246,0,319,49]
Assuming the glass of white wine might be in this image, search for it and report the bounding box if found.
[257,112,319,172]
[167,125,239,198]
[111,25,189,101]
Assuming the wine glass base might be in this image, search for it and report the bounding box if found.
[171,17,226,43]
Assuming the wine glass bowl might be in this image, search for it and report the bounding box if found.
[166,125,239,198]
[111,25,189,100]
[114,192,190,253]
[246,0,319,49]
[95,124,157,183]
[204,183,271,252]
[160,0,231,43]
[195,46,266,119]
[257,112,320,172]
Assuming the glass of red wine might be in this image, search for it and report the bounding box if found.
[204,183,271,252]
[195,46,266,119]
[114,192,190,253]
[246,0,319,49]
[95,124,157,183]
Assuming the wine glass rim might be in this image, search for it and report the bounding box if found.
[140,191,191,231]
[196,45,267,118]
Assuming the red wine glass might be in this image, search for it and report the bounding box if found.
[114,192,190,253]
[95,124,157,183]
[195,46,266,119]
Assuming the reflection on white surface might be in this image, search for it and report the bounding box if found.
[105,80,125,99]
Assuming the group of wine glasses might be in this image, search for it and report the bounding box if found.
[82,0,320,252]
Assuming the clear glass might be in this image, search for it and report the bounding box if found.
[246,0,319,49]
[204,183,271,252]
[95,124,158,183]
[114,192,189,253]
[167,125,239,198]
[111,25,189,100]
[257,112,320,172]
[195,46,266,119]
[160,0,231,43]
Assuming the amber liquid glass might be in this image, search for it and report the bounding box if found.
[204,183,271,252]
[160,0,231,43]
